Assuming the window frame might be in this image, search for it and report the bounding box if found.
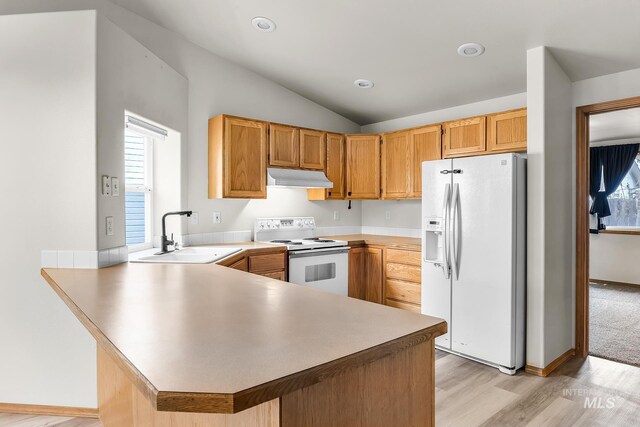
[125,130,154,252]
[601,152,640,234]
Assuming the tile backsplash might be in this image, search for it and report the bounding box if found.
[41,227,421,269]
[41,246,128,269]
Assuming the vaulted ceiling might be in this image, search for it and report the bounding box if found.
[109,0,640,125]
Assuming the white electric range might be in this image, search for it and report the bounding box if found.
[254,217,349,295]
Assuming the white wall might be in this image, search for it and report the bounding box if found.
[0,11,98,408]
[526,47,574,369]
[590,234,640,285]
[0,0,362,239]
[89,0,363,235]
[96,14,188,250]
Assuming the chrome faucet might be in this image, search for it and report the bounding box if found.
[157,211,192,254]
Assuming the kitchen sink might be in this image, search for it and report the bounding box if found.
[129,246,242,264]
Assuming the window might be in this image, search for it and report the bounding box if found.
[125,129,153,249]
[603,154,640,229]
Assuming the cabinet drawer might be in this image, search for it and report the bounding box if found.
[385,262,421,283]
[229,257,248,271]
[260,271,286,280]
[385,298,421,313]
[249,252,286,273]
[385,279,421,305]
[386,248,421,266]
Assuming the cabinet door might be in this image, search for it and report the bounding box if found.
[409,125,442,198]
[325,133,345,199]
[223,117,268,198]
[269,124,299,168]
[364,247,383,304]
[487,109,527,153]
[443,116,486,158]
[348,246,366,299]
[346,135,381,199]
[299,129,326,170]
[229,256,248,271]
[381,131,410,199]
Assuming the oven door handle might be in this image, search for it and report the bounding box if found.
[288,247,350,258]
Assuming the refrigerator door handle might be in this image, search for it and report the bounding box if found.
[442,183,451,279]
[452,183,461,280]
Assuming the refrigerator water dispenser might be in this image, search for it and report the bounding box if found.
[423,217,445,265]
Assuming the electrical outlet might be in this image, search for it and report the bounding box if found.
[333,210,340,221]
[385,211,391,220]
[189,212,199,225]
[106,216,114,236]
[102,175,111,196]
[213,211,221,224]
[111,177,120,196]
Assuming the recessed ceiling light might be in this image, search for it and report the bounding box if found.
[252,16,276,32]
[457,42,485,57]
[354,79,374,89]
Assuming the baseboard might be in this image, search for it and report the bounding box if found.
[590,278,640,287]
[0,402,98,418]
[525,349,575,377]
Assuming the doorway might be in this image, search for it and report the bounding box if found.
[576,96,640,366]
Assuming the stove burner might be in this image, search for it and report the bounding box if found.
[302,237,336,243]
[270,239,292,244]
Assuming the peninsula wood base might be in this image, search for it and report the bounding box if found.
[97,340,435,427]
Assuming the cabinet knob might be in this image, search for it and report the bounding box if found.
[328,191,332,196]
[348,191,352,196]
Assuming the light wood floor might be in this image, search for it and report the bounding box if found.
[436,350,640,426]
[3,351,640,427]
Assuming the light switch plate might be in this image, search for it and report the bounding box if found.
[189,212,199,225]
[333,211,339,221]
[102,175,111,196]
[106,216,114,236]
[213,211,221,224]
[111,177,119,196]
[385,211,391,220]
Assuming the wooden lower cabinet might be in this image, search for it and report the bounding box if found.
[383,248,421,312]
[348,246,383,303]
[220,248,287,280]
[349,245,422,312]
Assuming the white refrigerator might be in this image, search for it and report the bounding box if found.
[421,153,526,374]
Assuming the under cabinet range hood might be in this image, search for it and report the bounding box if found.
[267,168,333,189]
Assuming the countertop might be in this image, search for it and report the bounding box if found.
[321,234,421,250]
[42,248,445,414]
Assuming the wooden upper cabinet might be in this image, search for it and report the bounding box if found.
[299,129,326,170]
[487,109,527,153]
[381,131,410,199]
[269,124,299,168]
[409,125,442,198]
[443,116,486,158]
[346,134,381,199]
[209,115,267,199]
[325,133,345,199]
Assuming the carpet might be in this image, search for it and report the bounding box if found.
[589,282,640,367]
